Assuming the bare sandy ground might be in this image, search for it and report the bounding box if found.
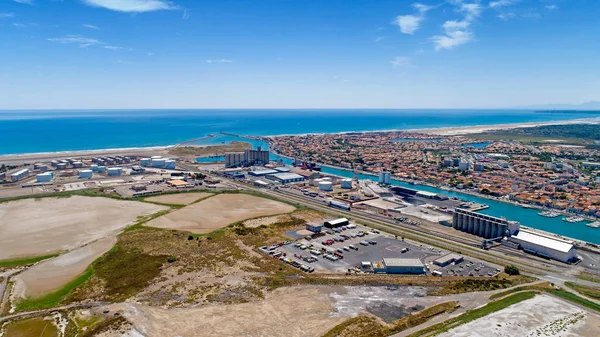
[144,193,213,206]
[243,214,290,228]
[437,294,600,337]
[0,196,167,260]
[13,236,117,299]
[415,117,600,136]
[107,286,346,337]
[146,194,295,233]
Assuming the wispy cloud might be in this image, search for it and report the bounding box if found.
[147,52,154,56]
[83,24,99,30]
[13,0,34,5]
[498,12,516,20]
[206,59,232,63]
[103,45,127,51]
[116,59,129,64]
[431,2,481,51]
[81,0,178,13]
[182,9,190,19]
[12,23,27,28]
[391,56,410,68]
[0,13,15,19]
[47,35,103,47]
[374,37,384,43]
[489,0,520,9]
[545,5,558,11]
[392,2,433,35]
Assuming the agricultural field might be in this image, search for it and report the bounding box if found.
[145,193,296,233]
[0,196,167,261]
[144,192,213,206]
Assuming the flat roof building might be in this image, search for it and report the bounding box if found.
[248,169,279,176]
[433,253,464,267]
[510,230,577,263]
[11,169,30,182]
[374,258,425,274]
[324,218,349,228]
[266,172,304,184]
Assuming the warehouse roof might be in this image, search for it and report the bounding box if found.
[434,253,463,265]
[269,173,304,180]
[249,169,279,176]
[416,191,437,197]
[512,230,574,253]
[326,218,349,225]
[383,258,424,268]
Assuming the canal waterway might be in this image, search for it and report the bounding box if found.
[194,134,600,245]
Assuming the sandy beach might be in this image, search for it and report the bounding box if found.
[414,117,600,136]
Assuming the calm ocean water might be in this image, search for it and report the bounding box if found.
[0,109,595,155]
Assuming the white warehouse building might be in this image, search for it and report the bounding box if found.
[510,230,577,263]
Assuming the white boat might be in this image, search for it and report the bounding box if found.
[539,210,561,218]
[586,221,600,228]
[563,217,585,223]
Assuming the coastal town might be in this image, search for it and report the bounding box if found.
[268,131,600,220]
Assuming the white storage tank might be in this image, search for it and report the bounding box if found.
[378,172,385,184]
[341,179,353,189]
[90,164,99,172]
[140,158,151,167]
[72,161,83,168]
[107,167,122,176]
[36,172,53,183]
[164,160,176,169]
[79,169,93,179]
[151,158,165,168]
[384,172,391,185]
[318,181,333,191]
[310,178,323,187]
[97,166,107,173]
[57,163,67,170]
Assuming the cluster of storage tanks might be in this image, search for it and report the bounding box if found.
[378,172,392,185]
[140,156,176,169]
[36,171,53,183]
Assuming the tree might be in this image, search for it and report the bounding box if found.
[504,265,520,276]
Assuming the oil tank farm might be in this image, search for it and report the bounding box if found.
[36,172,53,183]
[11,169,30,182]
[318,181,333,191]
[79,169,93,179]
[107,167,123,176]
[340,179,353,189]
[452,208,520,239]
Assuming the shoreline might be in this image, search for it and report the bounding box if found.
[2,116,600,161]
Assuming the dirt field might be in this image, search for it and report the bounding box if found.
[145,193,213,206]
[13,236,117,299]
[243,214,290,228]
[0,196,167,260]
[146,194,296,233]
[103,286,346,337]
[437,294,600,337]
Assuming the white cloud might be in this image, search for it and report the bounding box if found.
[206,59,232,63]
[81,0,178,13]
[83,24,99,30]
[392,2,434,35]
[374,36,384,43]
[498,12,516,20]
[12,23,26,28]
[13,0,34,5]
[103,45,126,51]
[182,9,190,19]
[442,20,470,31]
[545,5,558,11]
[393,15,422,35]
[48,35,103,47]
[432,30,473,50]
[460,3,483,20]
[489,0,519,9]
[391,56,410,68]
[0,13,15,19]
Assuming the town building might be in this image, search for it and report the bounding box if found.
[265,172,305,184]
[10,169,30,182]
[373,258,425,274]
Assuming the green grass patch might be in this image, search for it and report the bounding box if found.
[15,267,94,312]
[565,282,600,300]
[547,288,600,313]
[407,291,537,337]
[3,316,60,337]
[489,282,552,300]
[0,253,60,269]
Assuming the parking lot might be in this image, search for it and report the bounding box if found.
[263,224,444,274]
[434,258,500,277]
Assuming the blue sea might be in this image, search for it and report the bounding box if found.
[2,109,600,244]
[0,109,596,155]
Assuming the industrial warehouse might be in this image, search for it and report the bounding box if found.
[452,208,579,263]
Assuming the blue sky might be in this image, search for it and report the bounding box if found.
[0,0,597,109]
